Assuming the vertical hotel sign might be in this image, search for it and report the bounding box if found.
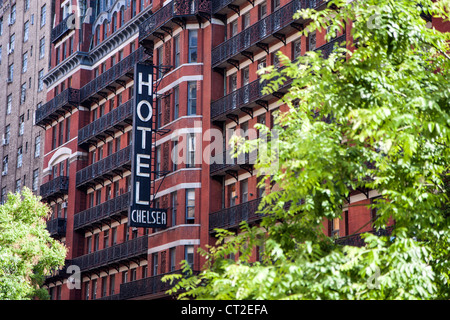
[129,63,167,228]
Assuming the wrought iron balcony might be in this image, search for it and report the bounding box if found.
[51,15,73,43]
[74,192,130,231]
[79,47,148,104]
[78,100,133,148]
[211,0,303,69]
[35,88,80,127]
[72,235,148,272]
[44,259,73,285]
[212,0,328,15]
[139,0,211,44]
[335,226,394,247]
[40,176,70,202]
[75,146,132,189]
[119,269,199,300]
[211,34,346,122]
[209,198,263,231]
[210,149,257,177]
[46,218,67,238]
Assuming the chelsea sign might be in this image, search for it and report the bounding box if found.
[129,63,167,228]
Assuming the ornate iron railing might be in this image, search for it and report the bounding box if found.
[75,146,132,188]
[72,235,148,272]
[211,35,346,120]
[78,100,133,146]
[335,226,394,247]
[35,88,80,127]
[212,0,327,15]
[211,0,302,67]
[210,149,257,174]
[46,218,67,237]
[209,198,263,231]
[80,47,147,102]
[139,0,211,42]
[74,193,130,230]
[51,15,73,43]
[40,176,70,200]
[119,270,200,300]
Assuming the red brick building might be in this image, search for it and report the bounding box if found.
[39,0,436,300]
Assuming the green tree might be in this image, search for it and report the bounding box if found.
[164,0,450,299]
[0,188,67,300]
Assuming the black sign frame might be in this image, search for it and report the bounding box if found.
[129,63,167,229]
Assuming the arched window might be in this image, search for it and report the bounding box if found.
[112,12,117,33]
[95,26,100,46]
[103,21,108,40]
[120,7,125,27]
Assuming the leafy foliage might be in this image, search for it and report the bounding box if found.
[0,188,67,300]
[163,0,450,299]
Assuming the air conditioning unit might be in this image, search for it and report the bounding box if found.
[1,170,7,176]
[61,202,68,209]
[2,139,7,146]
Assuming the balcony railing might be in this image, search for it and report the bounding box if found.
[210,149,257,175]
[74,193,130,231]
[139,0,211,43]
[78,100,133,147]
[120,270,198,300]
[75,146,132,189]
[212,0,327,15]
[209,198,263,231]
[46,218,67,237]
[211,0,302,68]
[40,176,70,201]
[211,34,346,121]
[335,226,394,247]
[80,47,147,103]
[72,235,148,272]
[51,15,73,43]
[35,88,80,127]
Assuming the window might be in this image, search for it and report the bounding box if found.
[186,133,196,168]
[96,189,102,206]
[231,20,238,37]
[94,233,100,251]
[22,52,28,73]
[84,282,90,300]
[174,35,180,68]
[103,21,108,40]
[131,0,137,17]
[20,84,26,104]
[103,230,109,248]
[40,5,47,27]
[185,189,195,222]
[171,191,177,226]
[188,30,198,63]
[6,95,12,114]
[32,169,39,191]
[0,17,3,35]
[172,140,178,171]
[15,179,21,193]
[38,70,44,92]
[4,125,10,145]
[309,31,317,51]
[173,86,179,119]
[157,46,163,78]
[170,247,176,271]
[1,187,7,205]
[156,145,161,178]
[243,12,250,30]
[110,274,115,295]
[293,38,302,59]
[23,21,29,42]
[152,253,158,275]
[122,270,128,284]
[19,115,24,135]
[10,4,16,25]
[59,121,64,145]
[101,277,107,298]
[112,227,117,246]
[66,117,71,142]
[39,37,45,59]
[112,12,117,32]
[228,183,236,207]
[331,218,340,237]
[187,82,197,115]
[2,156,8,175]
[185,246,194,269]
[241,179,248,203]
[25,0,30,11]
[35,136,41,158]
[91,279,97,300]
[156,99,162,128]
[8,63,14,82]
